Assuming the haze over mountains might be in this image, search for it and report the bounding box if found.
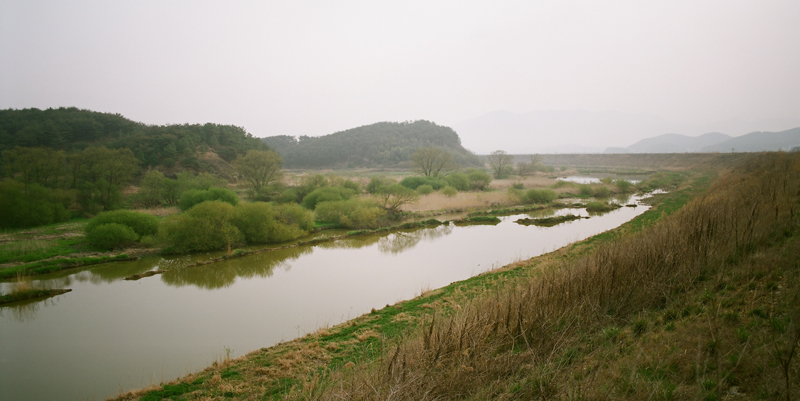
[605,127,800,154]
[452,110,800,154]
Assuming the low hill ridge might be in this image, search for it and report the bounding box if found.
[263,120,481,168]
[0,107,266,175]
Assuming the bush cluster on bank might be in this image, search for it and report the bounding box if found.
[160,201,314,253]
[84,210,160,250]
[314,198,386,229]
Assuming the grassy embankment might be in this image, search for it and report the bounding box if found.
[115,153,800,400]
[0,221,139,279]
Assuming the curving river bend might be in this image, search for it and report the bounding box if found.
[1,198,649,400]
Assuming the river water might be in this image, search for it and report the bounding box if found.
[1,198,649,400]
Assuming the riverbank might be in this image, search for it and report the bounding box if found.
[0,198,606,281]
[110,154,797,400]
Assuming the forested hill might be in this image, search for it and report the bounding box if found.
[0,107,266,169]
[263,120,481,168]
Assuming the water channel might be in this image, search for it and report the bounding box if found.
[1,197,650,400]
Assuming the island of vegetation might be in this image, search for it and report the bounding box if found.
[515,214,585,226]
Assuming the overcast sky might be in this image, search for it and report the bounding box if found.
[2,1,799,151]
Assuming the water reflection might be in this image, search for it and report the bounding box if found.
[317,235,383,250]
[524,208,557,219]
[157,225,457,289]
[378,225,454,254]
[0,296,60,323]
[611,193,634,205]
[558,174,645,184]
[87,258,161,282]
[160,246,312,290]
[558,176,600,184]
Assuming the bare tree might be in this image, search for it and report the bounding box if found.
[487,150,514,179]
[233,150,283,194]
[375,184,419,219]
[411,147,455,178]
[516,154,543,176]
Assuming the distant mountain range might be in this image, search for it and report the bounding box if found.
[605,127,800,153]
[451,110,800,154]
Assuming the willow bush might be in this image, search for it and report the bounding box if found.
[231,202,312,244]
[85,223,139,250]
[301,186,356,210]
[85,210,159,237]
[314,198,386,229]
[161,201,314,253]
[178,187,239,211]
[160,201,243,253]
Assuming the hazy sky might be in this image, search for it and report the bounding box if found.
[2,1,799,150]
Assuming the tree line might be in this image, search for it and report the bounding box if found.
[0,107,266,171]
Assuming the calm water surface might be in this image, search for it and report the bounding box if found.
[558,174,645,184]
[1,198,649,400]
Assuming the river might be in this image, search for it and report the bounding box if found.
[0,197,649,400]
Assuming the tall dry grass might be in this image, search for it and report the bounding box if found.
[311,153,800,400]
[10,272,33,296]
[401,191,514,213]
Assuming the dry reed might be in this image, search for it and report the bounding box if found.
[312,153,800,400]
[401,191,514,213]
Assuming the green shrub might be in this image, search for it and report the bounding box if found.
[521,189,557,204]
[178,187,239,211]
[231,202,308,244]
[315,198,386,229]
[637,172,685,192]
[444,173,470,191]
[399,176,426,190]
[366,176,394,194]
[615,179,633,193]
[85,210,159,237]
[291,174,330,202]
[302,186,356,210]
[441,186,458,197]
[399,176,447,191]
[341,179,361,193]
[273,203,315,231]
[86,223,139,250]
[278,188,298,204]
[416,184,434,195]
[594,186,611,198]
[467,170,492,191]
[160,201,243,252]
[578,184,593,196]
